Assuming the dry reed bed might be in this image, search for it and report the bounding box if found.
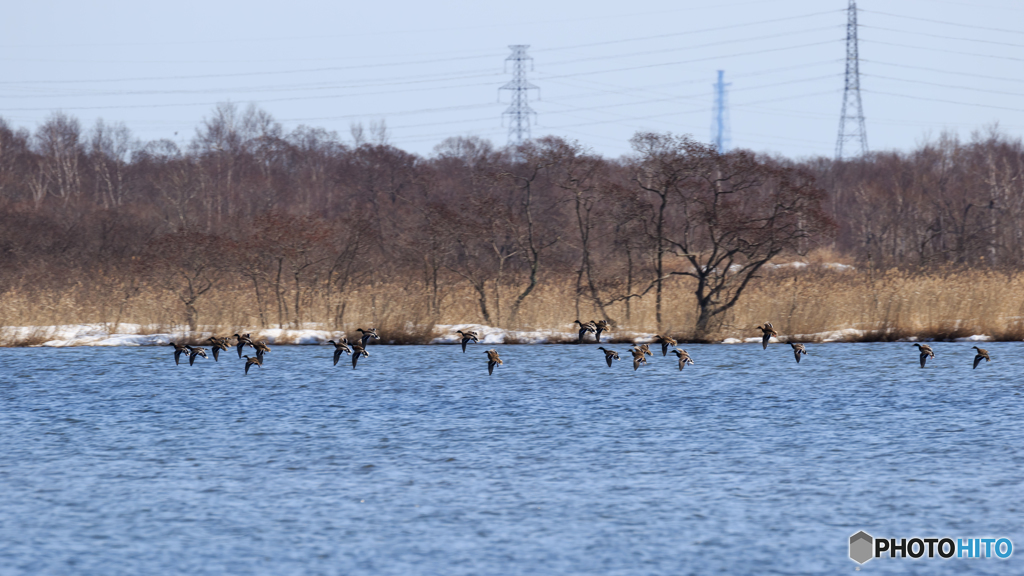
[2,268,1023,346]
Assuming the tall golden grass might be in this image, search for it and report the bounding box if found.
[2,266,1023,345]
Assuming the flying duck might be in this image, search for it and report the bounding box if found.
[233,333,254,358]
[351,343,369,369]
[357,328,380,347]
[655,334,677,357]
[327,339,352,366]
[243,354,261,375]
[574,320,596,343]
[629,346,648,371]
[169,342,190,365]
[972,346,990,369]
[456,330,479,353]
[672,348,694,370]
[756,323,778,349]
[597,346,619,367]
[791,342,807,364]
[486,348,503,375]
[913,343,935,368]
[184,345,208,366]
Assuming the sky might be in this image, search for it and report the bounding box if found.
[2,0,1022,160]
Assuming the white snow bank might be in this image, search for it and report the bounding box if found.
[0,322,996,347]
[431,324,662,345]
[954,334,994,342]
[0,323,174,347]
[763,261,855,272]
[0,323,349,347]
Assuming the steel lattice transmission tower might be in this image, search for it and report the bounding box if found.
[499,45,539,146]
[836,0,868,159]
[711,70,731,154]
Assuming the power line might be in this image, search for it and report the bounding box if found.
[861,38,1024,63]
[859,9,1024,36]
[533,9,842,53]
[539,25,842,69]
[863,59,1024,84]
[863,73,1024,97]
[0,58,504,86]
[862,89,1024,112]
[861,24,1024,49]
[537,40,842,82]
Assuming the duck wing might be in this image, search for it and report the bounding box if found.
[333,349,342,366]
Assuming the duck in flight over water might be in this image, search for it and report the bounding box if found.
[972,346,990,369]
[630,347,648,371]
[598,346,619,367]
[243,354,261,375]
[573,320,596,343]
[350,343,369,369]
[169,342,189,365]
[756,323,778,349]
[672,348,694,370]
[184,345,208,366]
[457,330,479,352]
[913,343,934,368]
[486,349,503,375]
[791,342,807,364]
[327,339,352,366]
[233,333,253,358]
[357,328,380,347]
[655,334,677,357]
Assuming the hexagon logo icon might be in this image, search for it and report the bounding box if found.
[850,531,874,564]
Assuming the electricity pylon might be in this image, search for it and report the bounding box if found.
[499,45,539,146]
[836,0,868,159]
[711,70,731,154]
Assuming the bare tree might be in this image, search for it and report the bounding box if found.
[659,142,834,337]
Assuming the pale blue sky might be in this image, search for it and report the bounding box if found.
[2,0,1022,159]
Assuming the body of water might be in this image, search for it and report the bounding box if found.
[1,342,1021,574]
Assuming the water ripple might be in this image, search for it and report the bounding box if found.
[1,342,1022,574]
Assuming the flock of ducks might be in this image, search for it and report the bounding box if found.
[167,320,994,375]
[169,333,276,374]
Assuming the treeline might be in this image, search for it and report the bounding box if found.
[0,103,1022,335]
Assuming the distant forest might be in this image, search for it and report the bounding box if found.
[1,103,1022,335]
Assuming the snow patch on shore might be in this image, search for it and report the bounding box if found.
[0,323,348,347]
[955,334,994,342]
[431,324,660,345]
[0,322,997,346]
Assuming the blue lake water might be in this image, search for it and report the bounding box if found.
[1,342,1022,575]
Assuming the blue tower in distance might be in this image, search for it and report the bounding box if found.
[711,70,731,154]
